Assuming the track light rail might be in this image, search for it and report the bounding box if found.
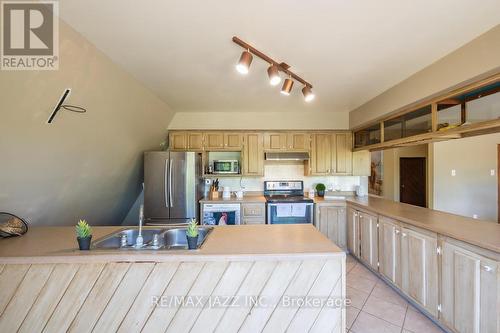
[232,36,313,88]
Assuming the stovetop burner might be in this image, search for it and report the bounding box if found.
[265,195,314,203]
[263,181,313,203]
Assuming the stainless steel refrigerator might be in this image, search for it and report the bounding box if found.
[144,151,203,225]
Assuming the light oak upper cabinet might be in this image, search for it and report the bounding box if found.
[440,239,499,333]
[186,132,204,150]
[332,132,352,174]
[400,226,438,316]
[264,133,287,151]
[204,132,224,150]
[359,211,379,271]
[347,207,360,258]
[224,133,242,150]
[352,150,371,176]
[316,205,347,249]
[310,133,332,175]
[378,216,402,287]
[287,133,310,151]
[242,133,264,176]
[169,132,187,150]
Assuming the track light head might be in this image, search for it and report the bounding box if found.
[267,64,281,86]
[236,50,253,74]
[281,78,294,95]
[302,86,315,102]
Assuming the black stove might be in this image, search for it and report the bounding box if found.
[264,181,314,224]
[265,195,313,203]
[263,181,313,203]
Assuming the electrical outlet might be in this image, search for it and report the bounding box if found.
[451,169,456,176]
[491,169,495,176]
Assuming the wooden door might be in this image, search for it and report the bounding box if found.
[332,132,353,174]
[204,132,224,150]
[378,217,401,286]
[187,132,203,150]
[400,157,426,207]
[242,133,263,176]
[400,227,438,316]
[317,206,347,249]
[287,133,310,151]
[224,133,242,150]
[169,132,187,150]
[264,133,287,151]
[336,206,347,249]
[441,241,498,333]
[310,133,332,175]
[359,212,379,271]
[352,150,371,176]
[347,207,360,258]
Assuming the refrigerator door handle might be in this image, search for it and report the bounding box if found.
[169,159,174,207]
[164,159,169,208]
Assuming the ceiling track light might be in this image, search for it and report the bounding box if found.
[281,77,294,95]
[267,64,281,86]
[302,85,315,102]
[236,49,253,74]
[232,36,314,101]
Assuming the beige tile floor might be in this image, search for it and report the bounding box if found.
[346,255,446,333]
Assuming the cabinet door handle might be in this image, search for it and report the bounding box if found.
[402,233,407,237]
[482,265,494,272]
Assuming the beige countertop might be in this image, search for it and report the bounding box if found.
[347,196,500,253]
[200,195,266,203]
[0,224,343,264]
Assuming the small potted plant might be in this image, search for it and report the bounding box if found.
[315,183,326,197]
[186,219,199,250]
[76,219,92,250]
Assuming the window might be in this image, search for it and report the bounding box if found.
[354,124,381,148]
[465,82,500,124]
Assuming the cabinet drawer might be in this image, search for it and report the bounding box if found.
[243,217,265,225]
[242,204,265,217]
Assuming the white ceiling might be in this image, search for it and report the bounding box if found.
[59,0,500,114]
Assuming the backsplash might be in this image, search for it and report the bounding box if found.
[206,164,365,193]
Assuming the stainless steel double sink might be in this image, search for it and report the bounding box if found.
[92,226,212,250]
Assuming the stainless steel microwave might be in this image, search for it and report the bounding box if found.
[213,160,239,174]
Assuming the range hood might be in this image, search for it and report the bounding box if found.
[265,152,310,161]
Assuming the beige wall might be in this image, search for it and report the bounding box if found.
[382,145,428,205]
[0,21,174,226]
[169,111,349,130]
[350,24,500,128]
[433,133,499,222]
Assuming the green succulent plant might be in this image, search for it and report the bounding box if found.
[76,219,92,238]
[186,219,199,238]
[315,183,326,191]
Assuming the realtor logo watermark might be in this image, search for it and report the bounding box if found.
[1,1,59,70]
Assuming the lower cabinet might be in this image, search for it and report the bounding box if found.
[241,203,265,224]
[359,211,379,271]
[348,204,500,333]
[347,207,360,258]
[316,204,347,249]
[440,239,499,333]
[378,216,402,287]
[400,226,439,316]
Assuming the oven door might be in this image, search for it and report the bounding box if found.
[202,204,241,225]
[266,203,314,224]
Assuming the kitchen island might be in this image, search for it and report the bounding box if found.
[0,224,346,333]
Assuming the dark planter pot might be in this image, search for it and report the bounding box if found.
[77,236,92,250]
[187,235,199,250]
[317,190,325,197]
